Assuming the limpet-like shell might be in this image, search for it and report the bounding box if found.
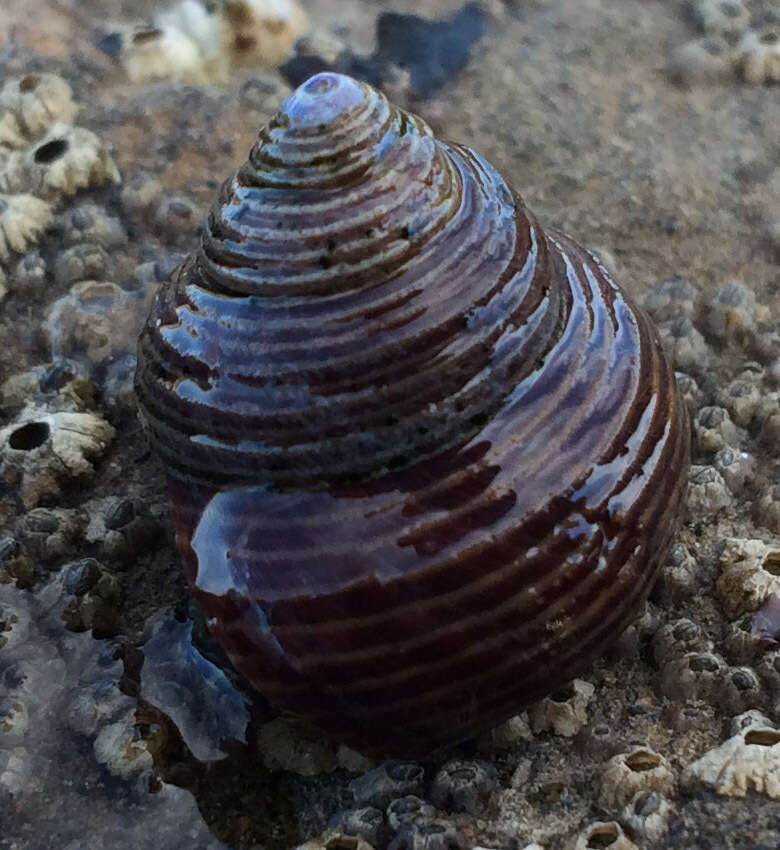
[136,73,690,755]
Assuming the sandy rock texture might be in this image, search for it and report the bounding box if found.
[0,0,778,849]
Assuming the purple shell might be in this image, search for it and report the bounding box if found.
[136,72,690,756]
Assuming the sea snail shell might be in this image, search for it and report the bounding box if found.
[136,72,690,756]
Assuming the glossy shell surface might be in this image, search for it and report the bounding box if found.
[135,72,690,756]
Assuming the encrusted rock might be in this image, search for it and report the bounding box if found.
[1,124,120,198]
[674,371,706,415]
[643,276,698,321]
[17,506,85,563]
[667,36,735,84]
[349,762,425,809]
[12,250,48,295]
[621,790,675,845]
[0,405,115,508]
[651,542,697,604]
[717,379,761,427]
[713,446,754,496]
[660,651,726,702]
[529,679,595,737]
[153,193,201,238]
[717,538,780,617]
[83,497,162,565]
[43,280,153,370]
[429,759,497,814]
[388,816,464,850]
[120,175,164,220]
[695,406,741,454]
[652,619,709,665]
[0,74,78,142]
[221,0,310,68]
[53,243,111,287]
[0,193,54,263]
[598,746,675,809]
[60,203,126,249]
[327,808,384,847]
[718,666,764,714]
[687,465,732,513]
[386,796,436,833]
[704,281,757,347]
[573,822,638,850]
[687,0,750,38]
[755,484,780,534]
[477,714,533,752]
[683,718,780,797]
[736,27,780,84]
[657,316,711,371]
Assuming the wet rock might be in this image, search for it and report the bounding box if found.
[141,615,250,762]
[374,4,487,98]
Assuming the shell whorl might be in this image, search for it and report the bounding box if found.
[136,73,690,756]
[138,72,561,488]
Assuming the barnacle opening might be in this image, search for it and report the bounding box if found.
[585,824,620,849]
[34,138,68,164]
[9,421,50,450]
[744,729,780,746]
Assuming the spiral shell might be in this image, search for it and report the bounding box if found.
[136,73,690,756]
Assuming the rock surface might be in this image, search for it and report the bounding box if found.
[0,1,778,849]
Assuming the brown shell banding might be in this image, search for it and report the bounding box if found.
[135,73,690,756]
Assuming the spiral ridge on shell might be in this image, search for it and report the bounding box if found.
[136,72,690,755]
